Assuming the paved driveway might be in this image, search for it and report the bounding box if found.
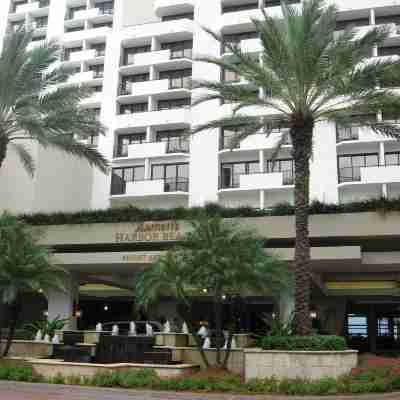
[1,381,400,400]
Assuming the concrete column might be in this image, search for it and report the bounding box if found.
[370,8,375,25]
[379,141,385,165]
[144,158,151,180]
[46,274,79,330]
[259,150,264,173]
[149,65,157,81]
[259,190,265,210]
[151,37,159,52]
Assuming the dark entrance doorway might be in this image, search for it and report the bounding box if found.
[346,301,400,354]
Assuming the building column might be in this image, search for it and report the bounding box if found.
[368,304,377,354]
[370,8,376,25]
[46,274,79,330]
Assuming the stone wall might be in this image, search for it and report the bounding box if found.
[0,340,53,358]
[244,349,358,381]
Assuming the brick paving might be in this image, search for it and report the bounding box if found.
[1,382,400,400]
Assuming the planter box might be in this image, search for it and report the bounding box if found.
[155,333,188,347]
[0,340,53,358]
[244,349,358,381]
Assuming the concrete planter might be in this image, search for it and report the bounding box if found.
[0,340,53,358]
[155,333,188,347]
[244,349,358,381]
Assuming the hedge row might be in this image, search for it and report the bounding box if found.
[18,197,400,226]
[2,364,400,395]
[260,335,347,351]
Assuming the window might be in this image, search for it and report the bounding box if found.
[222,2,258,13]
[222,31,258,53]
[375,15,400,25]
[335,18,369,31]
[159,68,192,89]
[34,16,48,28]
[157,98,191,110]
[336,125,359,142]
[66,6,86,20]
[378,46,400,57]
[92,22,113,29]
[220,161,259,189]
[120,73,150,95]
[65,26,84,33]
[382,111,400,123]
[111,165,145,195]
[31,35,46,42]
[39,0,49,7]
[161,40,193,59]
[223,67,241,82]
[91,43,106,57]
[63,46,83,61]
[385,152,400,166]
[123,45,151,65]
[162,13,194,21]
[116,132,146,157]
[220,127,242,150]
[265,0,299,7]
[119,102,148,115]
[89,64,104,78]
[93,85,102,92]
[95,1,114,15]
[338,153,379,183]
[10,21,24,32]
[266,159,295,185]
[151,163,189,192]
[156,130,189,153]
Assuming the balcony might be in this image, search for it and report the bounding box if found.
[62,26,111,42]
[338,164,400,185]
[115,108,191,130]
[68,70,95,84]
[154,0,194,17]
[220,170,294,191]
[111,177,189,197]
[124,138,189,159]
[240,38,262,53]
[73,7,113,20]
[336,126,359,143]
[220,7,262,32]
[119,77,191,98]
[15,1,39,14]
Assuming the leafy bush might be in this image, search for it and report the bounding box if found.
[17,197,400,226]
[0,366,41,382]
[24,316,69,339]
[260,335,347,351]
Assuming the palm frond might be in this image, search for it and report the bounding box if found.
[9,142,35,176]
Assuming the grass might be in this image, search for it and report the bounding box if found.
[2,360,400,395]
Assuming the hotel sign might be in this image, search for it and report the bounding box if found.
[122,254,160,263]
[115,221,183,243]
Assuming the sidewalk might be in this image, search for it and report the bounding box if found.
[1,381,400,400]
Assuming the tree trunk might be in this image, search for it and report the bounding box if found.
[213,284,223,368]
[2,302,21,358]
[0,134,8,170]
[291,121,313,336]
[177,303,210,368]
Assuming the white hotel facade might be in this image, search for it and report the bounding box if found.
[1,0,400,212]
[2,0,400,353]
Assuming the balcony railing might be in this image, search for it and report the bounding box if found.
[220,169,294,189]
[98,6,114,15]
[338,165,375,183]
[118,77,191,96]
[111,176,189,195]
[164,137,190,153]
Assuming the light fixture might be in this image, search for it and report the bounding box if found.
[310,311,317,319]
[104,305,109,311]
[222,294,227,300]
[202,288,207,293]
[272,312,276,319]
[75,310,82,318]
[38,288,43,294]
[43,310,48,317]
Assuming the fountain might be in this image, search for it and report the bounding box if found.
[203,337,211,349]
[182,322,189,334]
[43,334,50,343]
[146,322,153,337]
[111,325,119,336]
[95,323,103,332]
[52,334,60,344]
[34,330,43,342]
[198,325,208,338]
[163,320,171,333]
[129,321,136,336]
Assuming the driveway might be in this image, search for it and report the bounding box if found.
[1,381,400,400]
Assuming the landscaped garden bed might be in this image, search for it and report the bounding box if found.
[2,356,400,395]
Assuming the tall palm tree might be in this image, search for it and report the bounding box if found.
[191,0,400,335]
[0,213,67,358]
[0,29,108,175]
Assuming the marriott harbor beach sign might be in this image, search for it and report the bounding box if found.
[115,221,183,243]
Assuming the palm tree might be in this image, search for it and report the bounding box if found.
[0,213,67,358]
[191,0,400,335]
[136,216,291,369]
[0,29,108,175]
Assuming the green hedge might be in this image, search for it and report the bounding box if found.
[260,335,347,351]
[17,197,400,226]
[2,365,400,395]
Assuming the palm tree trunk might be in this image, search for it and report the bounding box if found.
[0,134,7,170]
[177,303,210,368]
[292,123,313,336]
[2,302,21,358]
[213,285,223,368]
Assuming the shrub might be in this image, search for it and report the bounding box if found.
[260,335,347,351]
[117,369,158,388]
